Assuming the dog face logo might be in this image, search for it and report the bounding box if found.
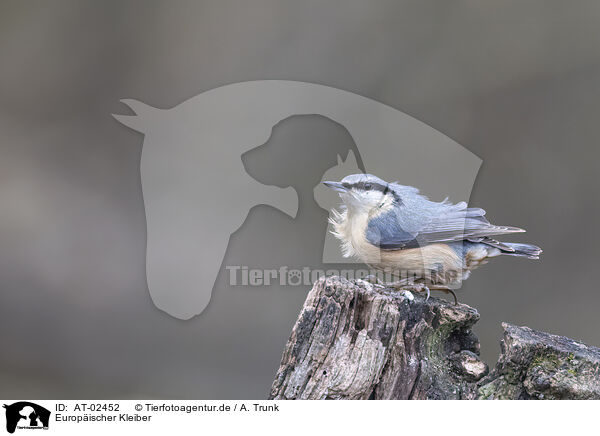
[3,402,50,433]
[113,80,481,320]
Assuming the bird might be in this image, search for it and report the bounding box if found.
[323,173,541,303]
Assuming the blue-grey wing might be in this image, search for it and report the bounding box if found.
[366,210,421,249]
[366,205,524,250]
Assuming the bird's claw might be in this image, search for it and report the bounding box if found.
[387,282,458,304]
[363,274,382,285]
[388,282,430,301]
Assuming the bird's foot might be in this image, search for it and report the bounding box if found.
[387,281,458,305]
[363,274,383,285]
[429,285,459,305]
[388,281,430,301]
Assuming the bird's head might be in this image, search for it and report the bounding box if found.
[323,173,397,213]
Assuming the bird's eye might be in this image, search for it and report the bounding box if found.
[364,183,372,190]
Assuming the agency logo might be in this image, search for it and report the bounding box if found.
[3,402,50,433]
[113,80,481,320]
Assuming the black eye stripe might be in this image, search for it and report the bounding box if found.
[343,181,402,204]
[345,181,388,192]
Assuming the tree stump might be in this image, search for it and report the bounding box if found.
[477,323,600,399]
[269,276,600,400]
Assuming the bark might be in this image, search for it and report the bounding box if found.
[269,276,600,400]
[477,323,600,399]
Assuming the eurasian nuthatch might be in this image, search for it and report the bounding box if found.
[324,174,541,303]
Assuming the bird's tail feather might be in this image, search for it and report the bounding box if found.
[500,242,542,259]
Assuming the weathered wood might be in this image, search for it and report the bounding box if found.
[269,276,600,400]
[477,323,600,399]
[269,276,487,399]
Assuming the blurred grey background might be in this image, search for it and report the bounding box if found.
[1,0,599,398]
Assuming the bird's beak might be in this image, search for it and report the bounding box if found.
[323,181,347,192]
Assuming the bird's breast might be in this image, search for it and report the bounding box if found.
[331,209,377,259]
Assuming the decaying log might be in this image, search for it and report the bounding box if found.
[269,276,600,400]
[477,323,600,399]
[269,276,487,399]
